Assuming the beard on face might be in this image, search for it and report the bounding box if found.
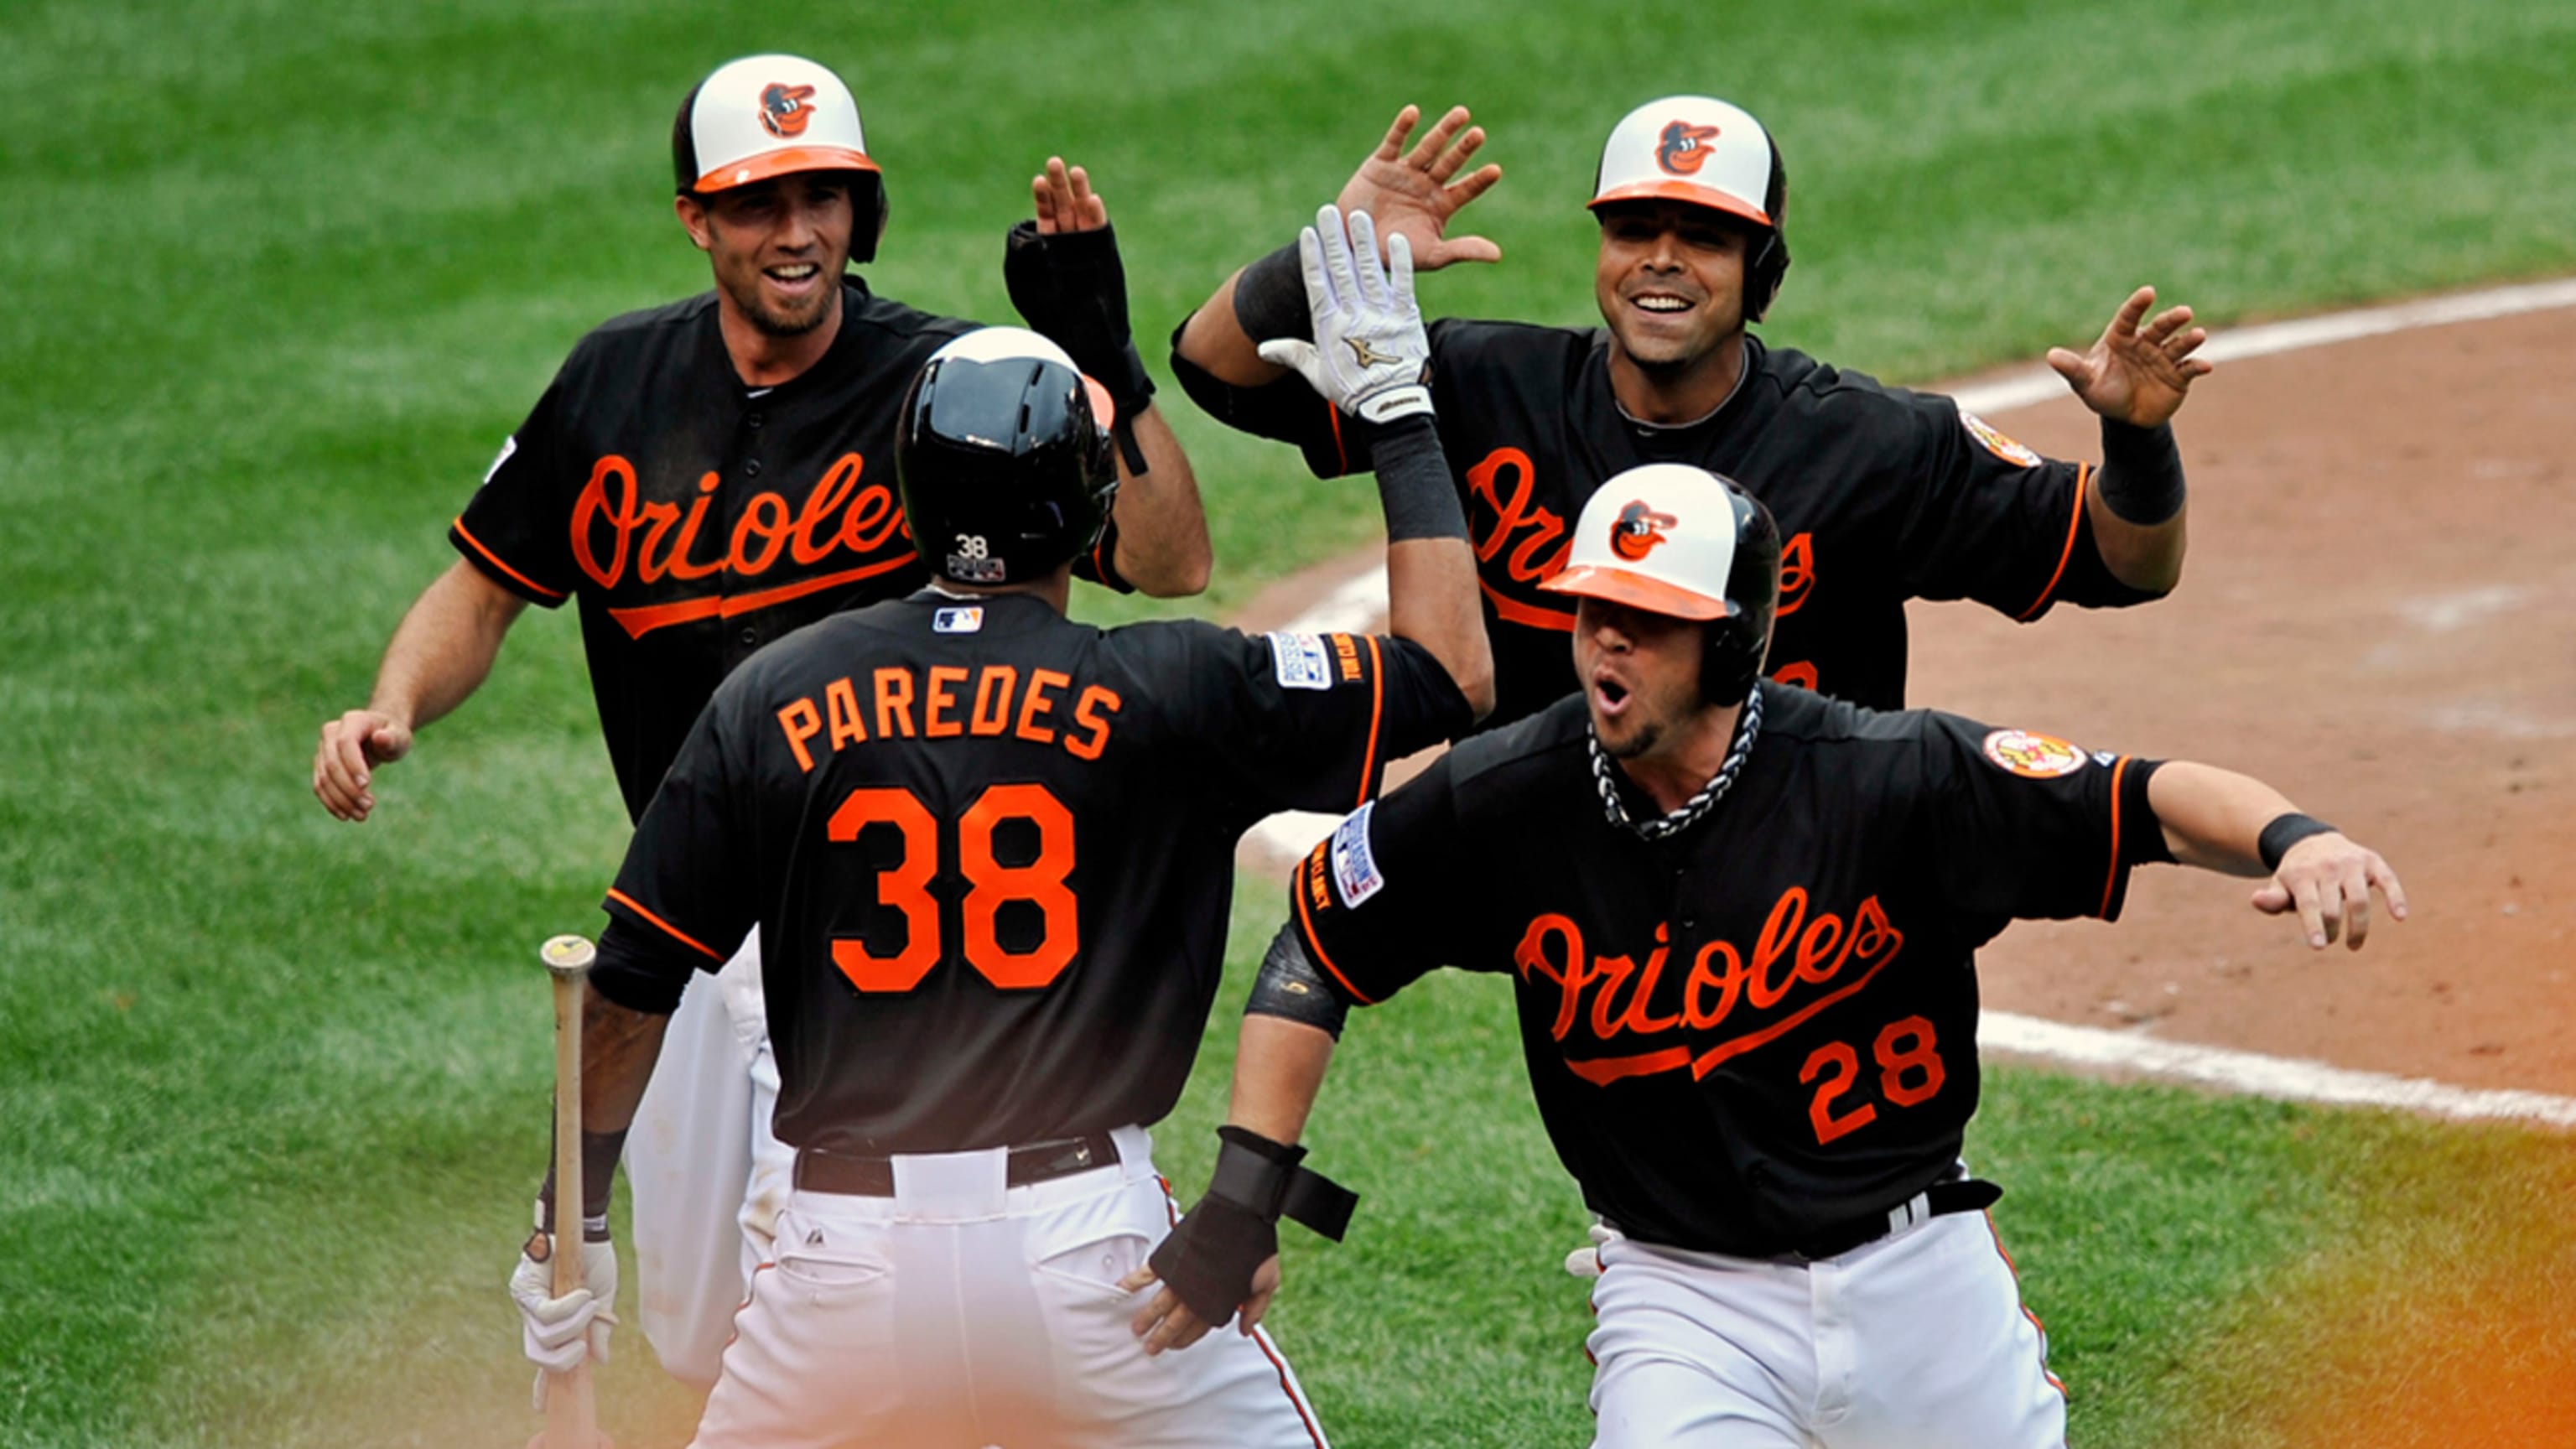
[729,270,838,337]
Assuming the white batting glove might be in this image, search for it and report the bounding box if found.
[1257,205,1432,424]
[1563,1219,1622,1280]
[510,1207,618,1403]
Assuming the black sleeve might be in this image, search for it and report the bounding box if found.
[449,372,579,607]
[590,692,759,1013]
[1914,710,2169,923]
[1183,625,1472,818]
[1167,313,1367,479]
[1887,394,2157,622]
[1285,755,1475,1006]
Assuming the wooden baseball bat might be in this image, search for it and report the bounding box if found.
[535,933,609,1449]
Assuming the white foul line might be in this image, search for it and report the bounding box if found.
[1239,275,2576,1127]
[1981,1012,2576,1129]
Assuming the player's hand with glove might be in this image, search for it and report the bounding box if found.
[1257,205,1432,426]
[509,1203,618,1407]
[1005,157,1154,428]
[1121,1124,1356,1356]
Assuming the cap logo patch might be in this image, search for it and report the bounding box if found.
[1981,729,2090,779]
[1609,500,1678,561]
[759,81,818,138]
[1656,120,1722,176]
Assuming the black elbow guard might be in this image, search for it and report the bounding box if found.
[1245,923,1351,1039]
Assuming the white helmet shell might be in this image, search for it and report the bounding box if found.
[683,54,877,193]
[1588,95,1775,227]
[1540,464,1746,622]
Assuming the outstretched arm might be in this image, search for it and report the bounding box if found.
[1014,158,1212,596]
[2148,761,2408,949]
[2052,286,2212,593]
[314,558,528,821]
[1176,104,1503,387]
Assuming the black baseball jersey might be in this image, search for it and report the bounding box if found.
[1287,683,2169,1256]
[588,591,1470,1154]
[452,278,1130,822]
[1176,321,2158,726]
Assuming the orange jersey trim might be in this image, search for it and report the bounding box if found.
[1292,859,1378,1006]
[1250,1327,1329,1449]
[1356,635,1385,808]
[1323,398,1349,475]
[605,887,725,963]
[1480,577,1578,631]
[2099,755,2131,919]
[605,550,920,640]
[2015,462,2090,623]
[452,517,569,603]
[1982,1212,2069,1396]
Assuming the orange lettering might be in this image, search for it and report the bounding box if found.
[792,454,864,565]
[1794,910,1848,986]
[969,667,1017,735]
[1684,939,1747,1031]
[1065,685,1121,761]
[924,666,968,738]
[824,677,866,751]
[1615,927,1684,1036]
[1017,669,1067,744]
[776,697,822,773]
[1777,532,1815,617]
[1512,914,1593,1042]
[1770,661,1820,691]
[840,482,901,553]
[1748,888,1810,1010]
[570,454,641,587]
[641,473,724,583]
[873,667,917,738]
[732,491,792,576]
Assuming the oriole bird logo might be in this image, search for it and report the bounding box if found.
[759,82,818,138]
[1609,501,1678,561]
[1656,120,1722,176]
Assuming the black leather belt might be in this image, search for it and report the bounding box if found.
[794,1133,1120,1197]
[1787,1176,2002,1262]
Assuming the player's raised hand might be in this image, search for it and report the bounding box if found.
[1030,155,1109,235]
[1256,205,1432,424]
[2251,833,2407,950]
[313,707,413,822]
[2048,285,2214,428]
[1334,104,1504,271]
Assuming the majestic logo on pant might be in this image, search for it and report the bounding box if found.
[759,82,818,138]
[571,452,915,639]
[1656,121,1722,176]
[1609,501,1677,561]
[1511,888,1906,1086]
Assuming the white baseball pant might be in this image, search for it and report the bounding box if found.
[1586,1202,2065,1449]
[626,935,792,1388]
[690,1124,1331,1449]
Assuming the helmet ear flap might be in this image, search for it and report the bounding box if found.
[848,171,890,265]
[1744,138,1790,323]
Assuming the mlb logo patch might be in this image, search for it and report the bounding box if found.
[1329,802,1384,908]
[933,606,984,635]
[1269,631,1334,690]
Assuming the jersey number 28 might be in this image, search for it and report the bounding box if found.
[827,782,1076,993]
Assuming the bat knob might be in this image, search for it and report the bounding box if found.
[540,934,599,976]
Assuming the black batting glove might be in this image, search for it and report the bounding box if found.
[1004,220,1156,420]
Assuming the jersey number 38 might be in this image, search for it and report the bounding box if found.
[827,782,1077,994]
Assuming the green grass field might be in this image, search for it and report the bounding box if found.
[5,1,2574,1445]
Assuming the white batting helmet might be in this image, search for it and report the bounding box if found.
[1540,464,1781,704]
[1589,96,1791,319]
[673,55,877,195]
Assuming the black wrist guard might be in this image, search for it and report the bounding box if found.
[2257,813,2337,871]
[1146,1126,1358,1327]
[1368,416,1468,543]
[1232,241,1315,345]
[2095,418,2185,526]
[538,1120,628,1233]
[1003,221,1156,424]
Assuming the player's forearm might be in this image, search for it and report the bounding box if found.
[2085,419,2188,593]
[579,983,670,1136]
[2147,761,2303,876]
[1176,275,1292,387]
[368,559,527,731]
[1227,1015,1339,1147]
[1107,408,1213,597]
[1373,418,1494,719]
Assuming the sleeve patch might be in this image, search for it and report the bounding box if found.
[481,434,518,485]
[1981,729,2090,779]
[1328,802,1385,906]
[1959,408,2043,468]
[1269,631,1335,690]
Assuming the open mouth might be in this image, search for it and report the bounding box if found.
[1593,674,1632,716]
[765,262,822,292]
[1630,293,1692,314]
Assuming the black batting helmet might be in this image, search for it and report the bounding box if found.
[1538,464,1781,706]
[896,328,1119,587]
[1589,95,1792,321]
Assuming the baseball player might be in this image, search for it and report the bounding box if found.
[1175,96,2211,724]
[1134,465,2406,1447]
[517,207,1493,1446]
[310,53,1213,1387]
